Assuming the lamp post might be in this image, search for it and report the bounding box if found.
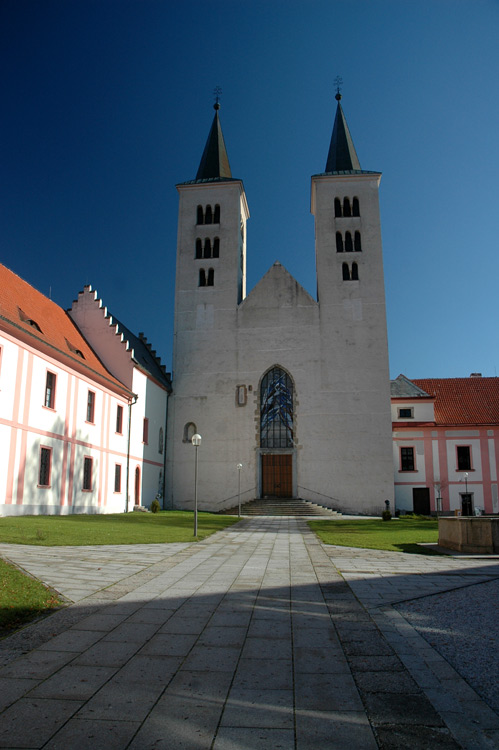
[237,463,243,517]
[191,434,202,536]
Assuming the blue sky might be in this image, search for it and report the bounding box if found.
[2,0,498,379]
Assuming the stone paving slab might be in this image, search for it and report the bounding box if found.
[0,518,498,748]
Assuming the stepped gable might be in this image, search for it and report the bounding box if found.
[0,263,129,394]
[69,286,171,391]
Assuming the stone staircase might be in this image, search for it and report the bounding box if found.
[222,497,341,517]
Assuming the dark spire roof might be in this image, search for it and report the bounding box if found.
[325,93,361,173]
[196,103,232,180]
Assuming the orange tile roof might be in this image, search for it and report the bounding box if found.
[413,378,499,426]
[0,264,129,394]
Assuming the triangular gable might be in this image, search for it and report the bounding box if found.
[391,374,432,398]
[241,262,317,310]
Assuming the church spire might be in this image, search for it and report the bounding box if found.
[325,92,361,173]
[196,101,232,180]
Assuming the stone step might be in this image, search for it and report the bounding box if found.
[222,497,340,517]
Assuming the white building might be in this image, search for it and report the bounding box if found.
[0,265,170,516]
[392,374,499,515]
[166,96,394,515]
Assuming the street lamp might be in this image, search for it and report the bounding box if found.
[191,434,202,536]
[236,463,243,517]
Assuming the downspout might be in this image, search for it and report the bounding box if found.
[162,391,169,509]
[125,393,139,512]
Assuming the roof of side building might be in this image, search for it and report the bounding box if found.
[412,377,499,425]
[0,263,131,395]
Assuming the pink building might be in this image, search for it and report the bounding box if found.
[0,264,170,516]
[392,374,499,515]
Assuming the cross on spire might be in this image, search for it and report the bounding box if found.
[213,86,222,110]
[334,76,343,101]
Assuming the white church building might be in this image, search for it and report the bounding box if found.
[165,95,394,515]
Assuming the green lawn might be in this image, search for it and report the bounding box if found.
[0,511,240,546]
[308,516,441,555]
[0,558,62,635]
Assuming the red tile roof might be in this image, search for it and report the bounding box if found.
[0,264,129,394]
[413,378,499,426]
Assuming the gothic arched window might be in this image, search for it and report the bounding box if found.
[343,197,351,217]
[345,232,353,253]
[213,237,220,258]
[207,268,214,286]
[197,206,204,225]
[334,198,342,217]
[260,367,293,448]
[336,232,344,252]
[214,204,220,223]
[203,238,212,258]
[352,262,359,281]
[354,231,362,252]
[352,197,360,216]
[205,205,213,224]
[342,263,350,281]
[199,269,206,287]
[195,239,202,259]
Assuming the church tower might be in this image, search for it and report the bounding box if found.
[166,103,250,509]
[307,91,394,508]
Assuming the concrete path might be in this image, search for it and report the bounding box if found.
[0,518,498,749]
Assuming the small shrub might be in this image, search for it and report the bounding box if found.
[381,510,392,521]
[150,498,160,514]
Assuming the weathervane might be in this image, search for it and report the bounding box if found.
[213,86,222,110]
[334,76,343,101]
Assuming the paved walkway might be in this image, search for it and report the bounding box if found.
[0,518,498,749]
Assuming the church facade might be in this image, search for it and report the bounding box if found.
[165,96,394,515]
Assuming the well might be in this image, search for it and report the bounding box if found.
[438,516,499,554]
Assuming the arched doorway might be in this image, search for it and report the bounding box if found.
[134,466,140,506]
[260,367,294,498]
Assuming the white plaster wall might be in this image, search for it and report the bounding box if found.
[0,330,133,516]
[391,401,435,422]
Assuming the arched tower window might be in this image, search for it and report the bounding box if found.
[352,262,359,281]
[183,422,197,443]
[199,269,206,287]
[336,232,344,252]
[203,238,211,258]
[205,205,213,224]
[195,239,202,259]
[354,231,362,252]
[214,204,220,223]
[352,197,360,216]
[345,232,353,252]
[196,205,204,225]
[343,198,351,217]
[334,198,342,217]
[207,268,214,286]
[213,237,220,258]
[342,263,350,281]
[260,367,293,448]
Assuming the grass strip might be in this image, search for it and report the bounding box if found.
[308,516,440,554]
[0,558,61,635]
[0,511,240,546]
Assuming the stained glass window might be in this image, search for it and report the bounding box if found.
[260,368,293,448]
